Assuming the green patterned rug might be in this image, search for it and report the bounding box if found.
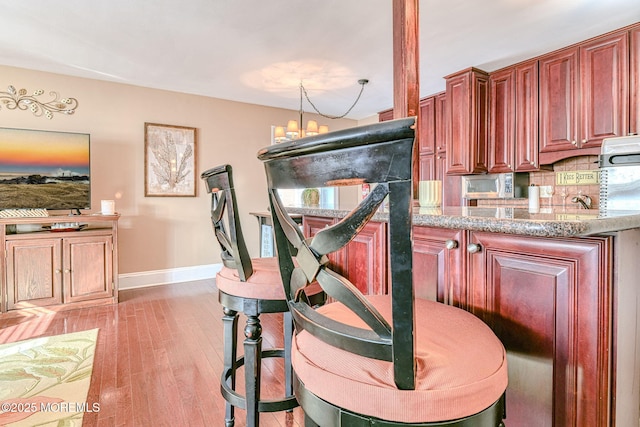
[0,328,99,426]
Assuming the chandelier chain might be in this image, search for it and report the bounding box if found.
[300,79,367,120]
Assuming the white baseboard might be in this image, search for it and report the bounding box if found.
[118,264,222,290]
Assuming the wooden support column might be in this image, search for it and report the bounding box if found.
[393,0,420,196]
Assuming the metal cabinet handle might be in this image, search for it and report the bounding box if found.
[571,140,577,145]
[55,269,62,274]
[467,243,482,254]
[445,239,458,250]
[582,139,587,144]
[530,161,535,165]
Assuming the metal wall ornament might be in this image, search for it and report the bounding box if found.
[0,85,78,119]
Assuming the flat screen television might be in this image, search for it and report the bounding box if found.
[0,127,90,211]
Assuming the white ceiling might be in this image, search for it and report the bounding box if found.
[0,0,638,120]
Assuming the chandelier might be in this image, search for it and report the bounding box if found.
[273,79,369,142]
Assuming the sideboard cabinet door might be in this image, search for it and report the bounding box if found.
[5,239,63,310]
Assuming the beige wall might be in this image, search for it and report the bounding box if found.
[0,65,360,276]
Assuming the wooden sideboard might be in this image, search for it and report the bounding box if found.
[0,214,119,317]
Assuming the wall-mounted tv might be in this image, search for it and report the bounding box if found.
[0,127,91,211]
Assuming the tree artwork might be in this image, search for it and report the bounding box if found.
[144,123,197,196]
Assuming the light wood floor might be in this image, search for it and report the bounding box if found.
[0,280,305,426]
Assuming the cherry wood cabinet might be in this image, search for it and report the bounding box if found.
[445,67,489,175]
[418,96,436,155]
[412,226,465,304]
[539,30,629,164]
[378,108,393,122]
[303,216,387,295]
[466,231,611,427]
[302,214,639,424]
[489,61,539,173]
[631,24,640,135]
[1,215,119,315]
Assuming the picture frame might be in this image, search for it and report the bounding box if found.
[144,123,197,197]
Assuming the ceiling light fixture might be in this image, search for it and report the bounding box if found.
[273,78,369,143]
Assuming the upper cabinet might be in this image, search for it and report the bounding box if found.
[418,92,447,180]
[445,68,489,175]
[631,25,640,135]
[539,30,629,164]
[489,60,539,173]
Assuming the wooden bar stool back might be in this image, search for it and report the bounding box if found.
[258,117,508,426]
[201,164,299,427]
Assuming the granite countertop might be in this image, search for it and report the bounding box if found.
[285,205,640,238]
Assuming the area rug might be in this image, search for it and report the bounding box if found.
[0,328,99,427]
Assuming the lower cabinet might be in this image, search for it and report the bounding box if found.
[3,223,118,313]
[303,216,387,295]
[412,226,465,304]
[302,215,624,425]
[466,231,611,427]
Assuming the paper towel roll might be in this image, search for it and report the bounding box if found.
[528,185,540,212]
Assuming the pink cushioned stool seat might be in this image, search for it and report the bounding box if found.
[216,257,285,300]
[292,295,508,424]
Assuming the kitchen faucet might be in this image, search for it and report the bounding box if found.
[571,194,592,209]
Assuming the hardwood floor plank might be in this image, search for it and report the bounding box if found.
[0,279,309,426]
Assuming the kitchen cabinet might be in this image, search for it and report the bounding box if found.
[489,60,539,173]
[631,24,640,135]
[300,211,639,425]
[466,231,611,426]
[539,30,629,164]
[378,108,393,122]
[1,215,119,315]
[303,216,387,295]
[417,92,447,180]
[412,226,465,304]
[445,67,489,175]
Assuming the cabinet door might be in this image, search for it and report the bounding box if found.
[302,216,345,275]
[489,67,515,173]
[5,239,62,309]
[580,31,628,147]
[632,25,640,135]
[63,235,113,303]
[514,60,539,171]
[418,153,435,181]
[539,47,580,152]
[343,222,387,295]
[445,68,489,175]
[418,96,436,155]
[434,92,447,154]
[467,232,611,427]
[378,109,394,122]
[412,226,465,305]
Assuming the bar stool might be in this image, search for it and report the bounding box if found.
[258,117,508,426]
[201,164,322,427]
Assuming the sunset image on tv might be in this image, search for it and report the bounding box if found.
[0,127,91,211]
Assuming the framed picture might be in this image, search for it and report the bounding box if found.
[144,123,197,197]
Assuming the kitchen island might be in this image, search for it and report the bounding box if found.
[291,204,640,427]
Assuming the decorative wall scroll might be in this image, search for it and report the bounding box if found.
[144,123,197,197]
[0,85,78,119]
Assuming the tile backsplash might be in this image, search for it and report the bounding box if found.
[478,155,600,208]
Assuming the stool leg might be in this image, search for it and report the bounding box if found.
[283,311,294,402]
[244,314,262,427]
[222,307,238,427]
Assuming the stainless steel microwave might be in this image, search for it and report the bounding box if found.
[461,173,529,199]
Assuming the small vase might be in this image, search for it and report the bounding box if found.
[302,188,320,207]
